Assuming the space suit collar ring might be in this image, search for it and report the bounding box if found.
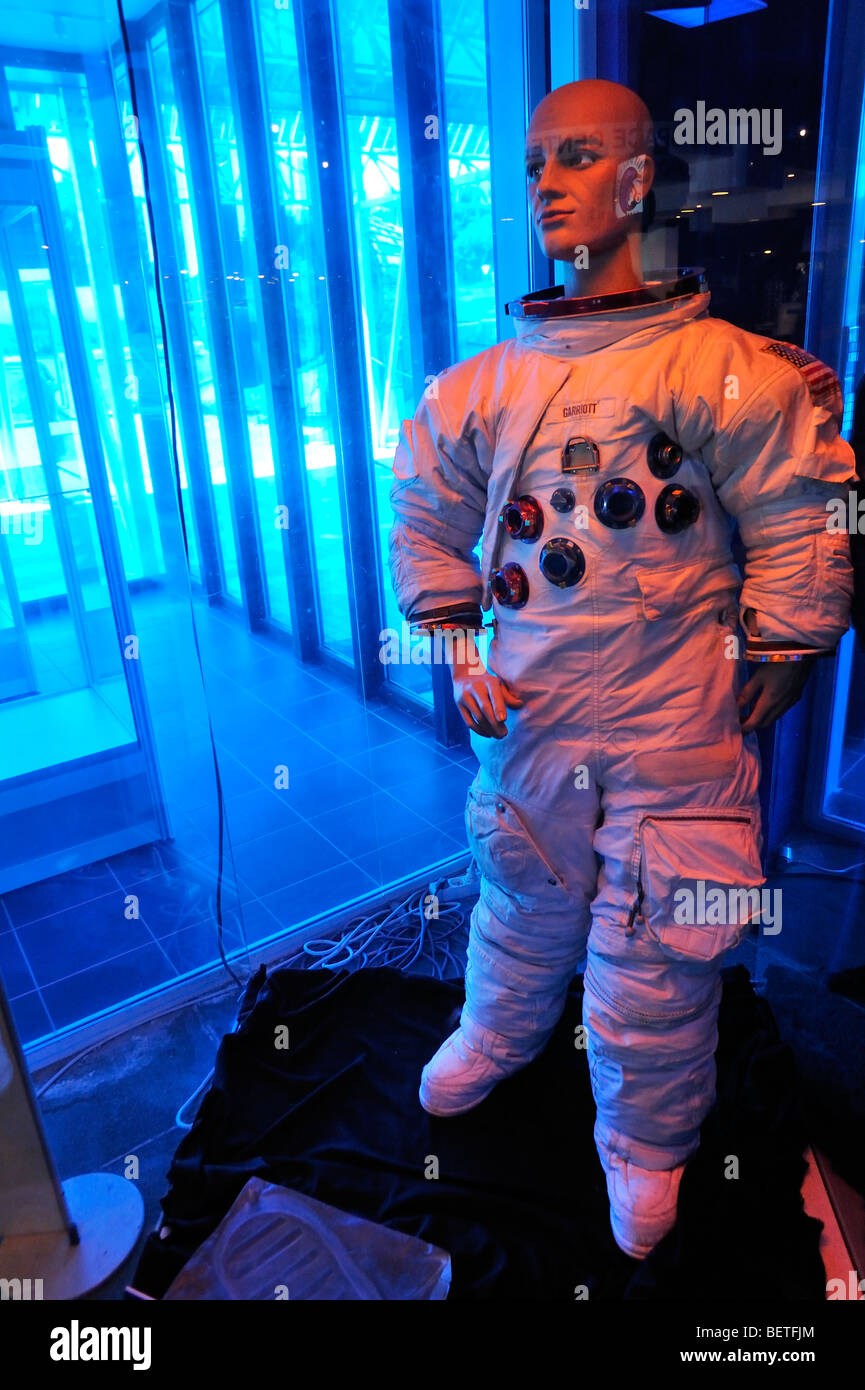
[505,268,707,319]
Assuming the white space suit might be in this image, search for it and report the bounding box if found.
[388,271,854,1253]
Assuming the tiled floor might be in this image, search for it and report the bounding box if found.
[2,597,476,1047]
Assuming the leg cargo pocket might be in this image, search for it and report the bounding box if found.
[466,785,568,908]
[633,809,765,962]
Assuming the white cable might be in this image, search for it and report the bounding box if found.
[175,1068,216,1131]
[780,856,865,875]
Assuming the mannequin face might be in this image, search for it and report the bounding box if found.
[525,80,654,274]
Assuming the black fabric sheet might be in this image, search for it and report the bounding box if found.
[131,963,825,1301]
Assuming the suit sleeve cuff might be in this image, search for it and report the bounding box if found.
[407,602,484,633]
[745,638,836,662]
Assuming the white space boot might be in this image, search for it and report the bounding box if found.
[419,1017,543,1117]
[597,1137,686,1259]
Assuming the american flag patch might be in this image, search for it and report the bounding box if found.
[760,341,841,409]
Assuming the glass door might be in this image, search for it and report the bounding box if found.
[0,127,166,894]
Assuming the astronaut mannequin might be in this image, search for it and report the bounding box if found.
[388,79,855,1259]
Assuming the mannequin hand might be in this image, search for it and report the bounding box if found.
[737,658,815,733]
[452,666,522,739]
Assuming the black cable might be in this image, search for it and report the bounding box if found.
[115,0,243,989]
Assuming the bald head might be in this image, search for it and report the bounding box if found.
[527,80,654,162]
[525,80,655,294]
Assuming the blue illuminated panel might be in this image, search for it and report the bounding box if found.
[648,2,767,27]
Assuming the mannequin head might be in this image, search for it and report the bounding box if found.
[525,80,655,298]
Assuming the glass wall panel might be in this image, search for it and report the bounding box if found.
[112,64,202,585]
[334,0,499,708]
[334,0,414,697]
[630,3,829,335]
[0,204,130,689]
[0,0,532,1052]
[0,49,251,1049]
[255,0,353,659]
[148,27,242,603]
[193,0,292,630]
[440,0,497,361]
[6,69,165,589]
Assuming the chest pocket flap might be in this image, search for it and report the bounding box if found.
[635,555,742,620]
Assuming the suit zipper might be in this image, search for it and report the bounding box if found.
[636,814,751,823]
[484,367,574,597]
[474,788,567,889]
